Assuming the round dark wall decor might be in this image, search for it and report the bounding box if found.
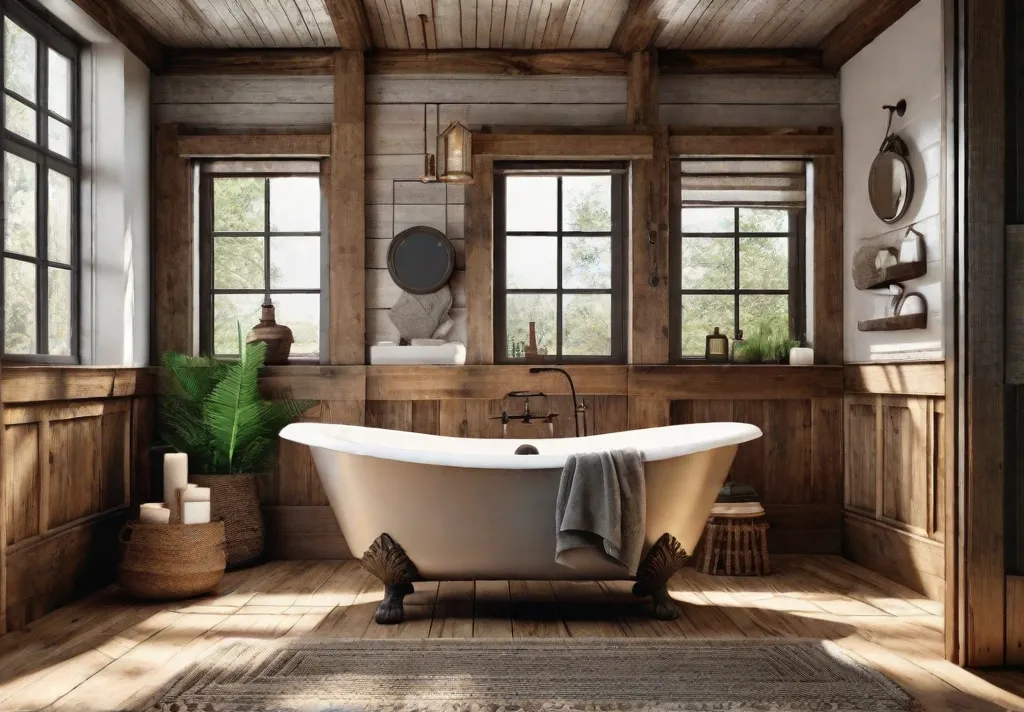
[387,226,456,295]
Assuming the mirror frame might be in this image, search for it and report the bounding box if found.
[868,135,915,224]
[386,225,456,295]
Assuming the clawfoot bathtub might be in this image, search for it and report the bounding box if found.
[280,422,762,623]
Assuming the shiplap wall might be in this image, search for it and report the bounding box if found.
[151,71,839,349]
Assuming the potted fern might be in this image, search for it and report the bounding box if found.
[159,327,312,568]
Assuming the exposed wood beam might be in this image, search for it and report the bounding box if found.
[820,0,921,72]
[473,133,654,159]
[323,0,373,50]
[960,0,1006,667]
[812,150,843,364]
[176,134,331,158]
[668,128,836,157]
[152,124,193,357]
[162,50,337,75]
[367,50,628,75]
[329,52,366,365]
[626,51,669,365]
[660,49,826,75]
[611,0,672,53]
[465,156,495,365]
[159,49,824,76]
[68,0,164,70]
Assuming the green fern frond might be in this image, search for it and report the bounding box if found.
[204,340,266,470]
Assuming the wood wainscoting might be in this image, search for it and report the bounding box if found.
[0,367,154,633]
[842,362,946,601]
[262,364,844,561]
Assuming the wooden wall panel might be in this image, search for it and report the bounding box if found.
[1009,575,1024,665]
[1,391,146,632]
[842,391,946,600]
[672,397,842,554]
[844,398,877,515]
[3,424,38,547]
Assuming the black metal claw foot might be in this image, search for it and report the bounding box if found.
[361,533,419,625]
[375,582,415,624]
[633,533,690,621]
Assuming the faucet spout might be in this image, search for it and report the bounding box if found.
[529,367,587,437]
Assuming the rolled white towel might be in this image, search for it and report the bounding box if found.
[411,338,446,346]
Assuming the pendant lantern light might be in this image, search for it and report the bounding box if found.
[437,121,474,184]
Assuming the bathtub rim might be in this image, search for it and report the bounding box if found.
[280,421,762,470]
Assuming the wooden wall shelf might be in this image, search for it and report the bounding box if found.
[854,261,927,290]
[857,313,927,332]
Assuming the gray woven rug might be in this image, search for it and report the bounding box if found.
[142,638,922,711]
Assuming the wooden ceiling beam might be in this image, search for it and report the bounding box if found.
[659,49,826,75]
[68,0,164,70]
[367,50,628,75]
[160,48,829,76]
[611,0,672,53]
[162,50,337,75]
[819,0,921,72]
[323,0,374,50]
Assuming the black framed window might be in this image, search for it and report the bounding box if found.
[671,205,806,359]
[494,163,628,363]
[1,0,79,361]
[198,166,323,359]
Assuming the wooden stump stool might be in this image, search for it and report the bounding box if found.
[697,513,770,576]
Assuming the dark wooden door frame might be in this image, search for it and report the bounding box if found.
[945,0,1008,667]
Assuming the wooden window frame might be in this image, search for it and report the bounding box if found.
[197,167,325,361]
[668,191,807,362]
[0,0,79,364]
[493,162,629,365]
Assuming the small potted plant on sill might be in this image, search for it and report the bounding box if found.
[159,326,313,569]
[732,328,801,365]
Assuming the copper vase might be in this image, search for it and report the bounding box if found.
[246,302,293,365]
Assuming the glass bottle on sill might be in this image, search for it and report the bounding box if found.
[705,327,729,363]
[731,329,745,364]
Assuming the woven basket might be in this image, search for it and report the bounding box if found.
[191,473,264,569]
[119,521,226,600]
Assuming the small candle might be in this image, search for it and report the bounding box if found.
[181,501,211,524]
[140,505,171,524]
[179,486,210,502]
[163,453,188,523]
[789,347,815,366]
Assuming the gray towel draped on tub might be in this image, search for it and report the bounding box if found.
[555,449,646,575]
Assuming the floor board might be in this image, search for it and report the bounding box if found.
[0,556,1020,712]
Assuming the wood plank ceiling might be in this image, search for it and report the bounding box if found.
[114,0,876,51]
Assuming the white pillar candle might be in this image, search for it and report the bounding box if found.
[140,505,171,524]
[181,501,211,524]
[789,347,815,366]
[163,453,189,523]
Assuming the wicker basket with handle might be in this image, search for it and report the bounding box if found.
[191,473,264,569]
[119,521,226,600]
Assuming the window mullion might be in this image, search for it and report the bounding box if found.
[264,177,271,303]
[555,176,563,359]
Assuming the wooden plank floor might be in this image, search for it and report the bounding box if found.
[0,555,1021,711]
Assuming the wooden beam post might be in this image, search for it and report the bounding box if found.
[67,0,164,70]
[812,149,843,365]
[152,124,193,358]
[960,0,1006,667]
[466,155,495,364]
[329,52,366,365]
[627,52,669,365]
[323,0,373,51]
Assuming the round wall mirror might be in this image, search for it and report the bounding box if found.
[387,226,456,294]
[868,136,914,224]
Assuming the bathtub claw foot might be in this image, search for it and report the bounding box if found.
[376,582,414,624]
[362,534,419,625]
[633,533,689,621]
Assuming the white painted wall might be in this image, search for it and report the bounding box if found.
[38,0,151,366]
[841,0,944,363]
